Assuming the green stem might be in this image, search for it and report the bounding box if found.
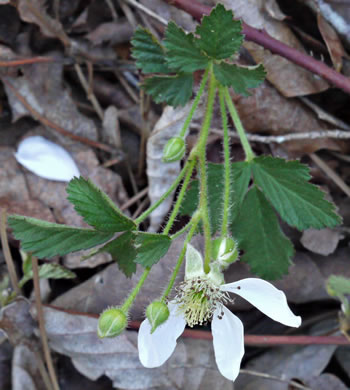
[134,162,189,226]
[224,87,255,162]
[179,67,209,138]
[218,86,231,237]
[163,158,196,235]
[170,218,194,240]
[195,65,217,273]
[121,267,150,312]
[161,212,200,301]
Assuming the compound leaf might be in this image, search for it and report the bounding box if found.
[252,156,341,230]
[214,63,266,96]
[231,186,294,280]
[8,215,113,259]
[134,232,171,268]
[66,176,136,233]
[143,73,193,107]
[164,21,208,72]
[195,4,243,60]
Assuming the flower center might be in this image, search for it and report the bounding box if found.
[175,276,232,327]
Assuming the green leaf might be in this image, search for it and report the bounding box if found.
[180,162,251,233]
[164,21,208,72]
[131,27,170,74]
[134,232,171,268]
[20,263,76,287]
[8,215,113,259]
[231,186,294,280]
[100,232,137,277]
[195,4,243,60]
[143,73,193,107]
[252,156,341,230]
[327,275,350,297]
[66,177,136,233]
[214,63,266,96]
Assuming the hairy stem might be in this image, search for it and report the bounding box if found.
[163,158,196,235]
[162,212,201,300]
[121,267,151,312]
[224,87,254,161]
[218,86,231,236]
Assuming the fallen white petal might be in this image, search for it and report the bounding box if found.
[212,305,244,382]
[15,136,80,182]
[221,278,301,327]
[138,302,186,368]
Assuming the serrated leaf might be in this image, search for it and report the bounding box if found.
[8,215,113,259]
[143,73,193,107]
[164,21,208,72]
[231,186,294,280]
[214,63,266,96]
[252,156,341,230]
[20,263,76,287]
[66,176,136,232]
[195,4,243,60]
[180,162,251,233]
[327,275,350,297]
[131,27,170,74]
[134,232,171,268]
[99,232,137,277]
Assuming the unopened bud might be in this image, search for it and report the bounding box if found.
[212,237,238,267]
[146,301,170,333]
[97,307,127,338]
[163,137,186,163]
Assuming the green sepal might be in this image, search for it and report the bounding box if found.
[66,176,136,233]
[98,307,128,338]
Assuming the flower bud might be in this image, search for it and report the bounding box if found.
[163,137,186,163]
[212,237,238,267]
[97,307,127,338]
[146,301,170,333]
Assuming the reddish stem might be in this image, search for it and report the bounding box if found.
[163,0,350,95]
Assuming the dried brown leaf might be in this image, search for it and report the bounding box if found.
[220,0,329,97]
[317,13,345,72]
[305,373,348,390]
[300,228,343,256]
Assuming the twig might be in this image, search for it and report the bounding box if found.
[120,186,149,210]
[0,209,21,296]
[162,0,350,95]
[32,257,60,390]
[132,197,149,219]
[34,350,55,390]
[210,127,350,143]
[310,153,350,198]
[105,0,118,20]
[74,63,104,121]
[122,0,169,25]
[2,78,113,153]
[0,57,55,67]
[240,369,312,390]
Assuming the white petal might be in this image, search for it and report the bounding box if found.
[212,305,244,382]
[138,302,186,368]
[185,244,205,280]
[221,278,301,327]
[15,136,80,182]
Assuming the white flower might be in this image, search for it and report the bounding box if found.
[15,136,80,182]
[138,244,301,382]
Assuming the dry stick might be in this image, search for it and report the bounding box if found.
[240,369,312,390]
[132,197,150,219]
[105,0,118,20]
[0,209,21,296]
[74,63,104,121]
[310,153,350,198]
[34,350,55,390]
[2,78,113,153]
[32,257,60,390]
[120,186,149,211]
[0,57,55,67]
[162,0,350,95]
